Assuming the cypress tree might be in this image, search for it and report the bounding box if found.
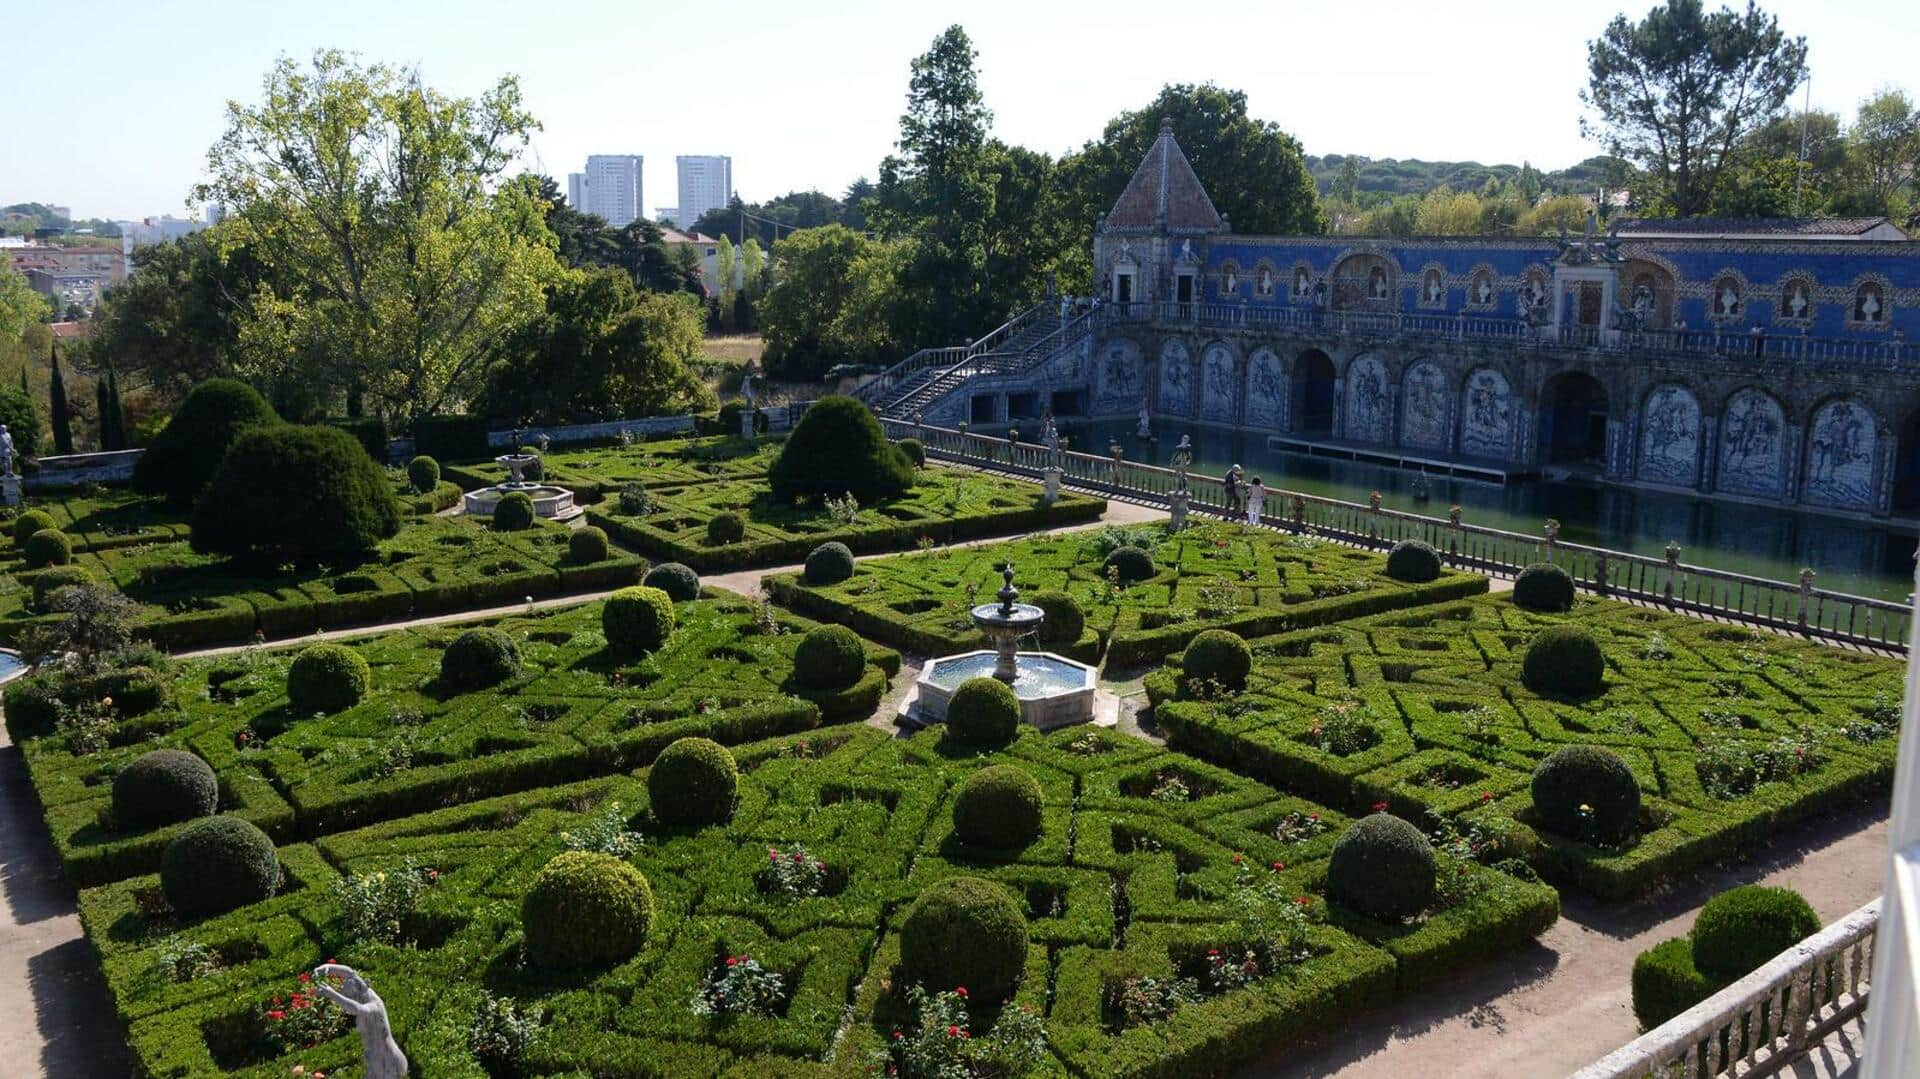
[106,365,127,450]
[96,376,112,450]
[48,344,72,455]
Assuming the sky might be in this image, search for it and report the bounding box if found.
[6,0,1916,222]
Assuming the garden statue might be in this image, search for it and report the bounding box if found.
[1041,416,1060,460]
[0,424,13,475]
[1170,435,1193,491]
[311,964,407,1078]
[1136,402,1151,439]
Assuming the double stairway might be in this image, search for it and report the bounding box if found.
[857,302,1099,420]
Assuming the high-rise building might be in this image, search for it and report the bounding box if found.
[676,155,732,231]
[575,156,644,227]
[655,208,681,226]
[567,173,588,215]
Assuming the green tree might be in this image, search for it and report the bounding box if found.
[1334,156,1361,204]
[613,219,703,297]
[0,266,49,344]
[1518,195,1597,234]
[1580,0,1808,216]
[48,344,72,454]
[1413,187,1485,235]
[84,230,261,399]
[741,238,766,295]
[715,234,737,301]
[1847,89,1919,215]
[196,51,562,423]
[529,174,622,268]
[759,225,903,379]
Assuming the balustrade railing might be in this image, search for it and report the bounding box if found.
[883,419,1912,652]
[856,303,1049,408]
[1571,899,1879,1079]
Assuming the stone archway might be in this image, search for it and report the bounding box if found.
[1291,349,1336,437]
[1537,371,1610,466]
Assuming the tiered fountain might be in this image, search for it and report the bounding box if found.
[910,564,1098,730]
[460,450,583,522]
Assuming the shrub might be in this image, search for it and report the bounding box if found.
[24,528,71,568]
[327,415,388,462]
[12,508,55,545]
[190,425,401,566]
[1103,545,1156,583]
[94,665,169,716]
[603,586,675,656]
[1326,813,1436,921]
[521,851,654,970]
[707,511,745,545]
[1182,629,1252,691]
[899,438,926,468]
[287,643,371,714]
[642,562,700,601]
[30,564,93,607]
[568,526,610,565]
[441,628,522,690]
[769,395,912,503]
[952,765,1043,848]
[793,624,866,690]
[1530,746,1640,845]
[899,876,1029,1000]
[160,816,280,916]
[1522,624,1606,696]
[1513,562,1575,612]
[1691,885,1820,982]
[1632,937,1716,1029]
[804,541,855,585]
[407,455,440,493]
[0,384,40,460]
[133,378,280,507]
[517,447,545,482]
[946,676,1021,748]
[112,750,218,832]
[1030,591,1084,645]
[493,491,535,532]
[647,737,738,827]
[1385,540,1442,583]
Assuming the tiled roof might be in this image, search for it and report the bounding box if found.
[1611,216,1897,237]
[48,322,91,339]
[1105,123,1222,232]
[658,227,717,244]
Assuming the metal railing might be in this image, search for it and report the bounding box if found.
[855,302,1050,409]
[1572,899,1879,1079]
[883,419,1912,652]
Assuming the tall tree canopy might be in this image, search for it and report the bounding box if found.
[85,231,263,399]
[759,226,904,379]
[196,50,562,423]
[1847,89,1919,215]
[0,266,48,344]
[1580,0,1808,216]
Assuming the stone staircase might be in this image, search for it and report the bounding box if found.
[859,303,1099,420]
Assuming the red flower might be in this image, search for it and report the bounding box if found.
[1272,861,1286,871]
[1295,896,1314,907]
[1207,948,1220,957]
[769,850,779,861]
[725,957,738,967]
[947,1025,961,1037]
[267,1010,286,1021]
[297,973,311,984]
[893,1031,903,1040]
[954,986,967,998]
[791,852,803,862]
[1480,791,1494,803]
[1370,801,1389,813]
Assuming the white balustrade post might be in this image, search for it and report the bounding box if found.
[1861,554,1920,1079]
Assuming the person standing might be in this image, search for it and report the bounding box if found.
[1222,464,1244,519]
[1244,477,1265,526]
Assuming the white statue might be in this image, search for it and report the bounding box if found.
[312,964,407,1079]
[1224,269,1237,293]
[1476,278,1492,304]
[1426,275,1441,303]
[1259,268,1273,296]
[1860,288,1883,323]
[1295,269,1310,297]
[1136,402,1152,439]
[0,425,13,476]
[1789,286,1808,319]
[1718,283,1739,316]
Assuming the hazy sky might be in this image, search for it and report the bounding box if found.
[8,0,1914,221]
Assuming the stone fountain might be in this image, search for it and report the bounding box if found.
[908,564,1100,731]
[461,450,583,522]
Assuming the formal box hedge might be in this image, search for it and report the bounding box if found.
[1146,594,1903,899]
[12,592,897,886]
[766,522,1488,669]
[442,433,785,501]
[77,724,1555,1077]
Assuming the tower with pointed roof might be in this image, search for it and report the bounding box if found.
[1093,122,1227,310]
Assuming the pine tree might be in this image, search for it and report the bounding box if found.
[48,343,72,455]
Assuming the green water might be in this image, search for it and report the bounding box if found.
[1065,417,1919,603]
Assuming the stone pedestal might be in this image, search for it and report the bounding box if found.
[740,409,756,438]
[1169,487,1189,530]
[1,474,19,508]
[1042,466,1062,505]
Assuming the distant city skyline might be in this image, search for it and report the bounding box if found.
[0,0,1911,221]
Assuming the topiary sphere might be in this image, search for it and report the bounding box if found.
[803,541,855,585]
[112,750,218,832]
[1103,545,1156,583]
[1513,562,1575,612]
[707,511,745,545]
[898,438,926,468]
[1529,745,1640,845]
[1522,624,1606,697]
[1385,539,1443,583]
[568,526,609,565]
[952,765,1043,849]
[441,627,522,691]
[647,737,738,827]
[24,528,72,568]
[493,491,535,532]
[407,455,440,493]
[160,816,281,916]
[946,676,1021,748]
[133,378,281,508]
[1183,629,1252,691]
[189,425,401,566]
[1326,813,1436,921]
[13,509,55,545]
[1030,591,1084,645]
[899,876,1029,1000]
[793,624,866,691]
[30,564,94,608]
[521,851,654,970]
[642,562,700,601]
[286,643,371,714]
[1690,885,1821,982]
[769,395,913,504]
[1632,937,1717,1029]
[603,586,675,656]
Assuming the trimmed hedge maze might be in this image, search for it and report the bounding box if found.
[78,725,1557,1077]
[9,593,897,886]
[0,508,639,651]
[442,434,786,500]
[767,522,1488,668]
[1145,594,1903,898]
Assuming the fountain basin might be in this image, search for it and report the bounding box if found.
[461,484,582,522]
[915,650,1097,730]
